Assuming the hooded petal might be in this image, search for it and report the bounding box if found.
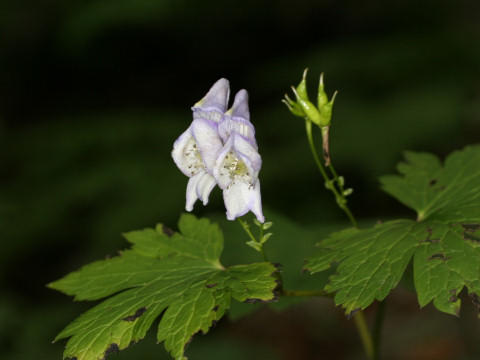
[230,89,250,121]
[232,133,262,172]
[223,181,264,223]
[219,90,257,145]
[192,78,230,123]
[191,118,223,171]
[218,116,256,145]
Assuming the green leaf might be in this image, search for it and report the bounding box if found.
[49,214,278,360]
[380,145,480,222]
[414,222,480,316]
[306,145,480,316]
[306,220,422,315]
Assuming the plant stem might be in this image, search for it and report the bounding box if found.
[372,300,386,360]
[353,311,374,360]
[305,119,376,357]
[237,218,269,262]
[237,218,284,291]
[304,120,357,227]
[305,120,331,187]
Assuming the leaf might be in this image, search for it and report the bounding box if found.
[414,222,480,316]
[380,145,480,222]
[306,145,480,316]
[305,220,422,315]
[49,214,278,360]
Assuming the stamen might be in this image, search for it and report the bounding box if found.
[222,150,254,189]
[183,137,204,175]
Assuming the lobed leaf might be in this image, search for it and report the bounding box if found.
[50,214,278,360]
[414,222,480,316]
[306,220,422,315]
[380,144,480,222]
[306,145,480,316]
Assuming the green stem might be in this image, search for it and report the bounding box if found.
[305,119,373,357]
[328,163,358,228]
[354,311,374,360]
[305,120,331,186]
[328,163,343,191]
[237,218,284,291]
[237,218,269,262]
[304,120,357,227]
[372,300,386,360]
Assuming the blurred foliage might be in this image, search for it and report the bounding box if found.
[1,0,480,359]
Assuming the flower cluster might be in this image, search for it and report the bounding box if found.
[282,68,337,127]
[283,68,337,165]
[172,79,264,223]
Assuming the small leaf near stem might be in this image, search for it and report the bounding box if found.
[237,218,269,262]
[238,218,285,293]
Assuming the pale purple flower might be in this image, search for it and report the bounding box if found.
[172,80,264,223]
[213,90,264,222]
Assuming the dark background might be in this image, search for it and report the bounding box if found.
[1,0,480,359]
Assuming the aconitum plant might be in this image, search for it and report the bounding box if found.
[50,70,480,360]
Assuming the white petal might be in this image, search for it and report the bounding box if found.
[185,173,203,211]
[249,180,265,223]
[171,127,193,175]
[191,118,223,171]
[223,180,264,222]
[196,172,217,205]
[172,126,206,177]
[223,181,254,220]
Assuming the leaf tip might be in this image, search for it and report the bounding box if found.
[345,308,360,320]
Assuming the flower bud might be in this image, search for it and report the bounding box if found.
[291,86,322,126]
[317,73,328,108]
[295,68,310,101]
[284,69,337,128]
[318,91,337,127]
[282,95,305,117]
[317,73,337,127]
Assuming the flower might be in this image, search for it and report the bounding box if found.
[171,78,229,210]
[213,90,264,222]
[172,80,264,223]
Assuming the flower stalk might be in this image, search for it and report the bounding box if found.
[284,69,376,358]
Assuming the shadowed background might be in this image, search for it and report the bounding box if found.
[1,0,480,359]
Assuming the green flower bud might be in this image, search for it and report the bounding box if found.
[282,94,305,117]
[291,86,322,125]
[317,73,328,108]
[295,68,310,101]
[283,69,337,128]
[318,91,337,127]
